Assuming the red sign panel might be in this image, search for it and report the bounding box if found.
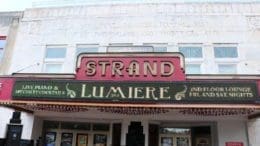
[0,36,6,40]
[226,142,243,146]
[0,78,14,101]
[76,53,185,81]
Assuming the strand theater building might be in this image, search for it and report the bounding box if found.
[0,52,260,146]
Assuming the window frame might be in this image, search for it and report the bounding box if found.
[213,43,239,74]
[43,45,67,73]
[178,43,203,74]
[143,43,168,52]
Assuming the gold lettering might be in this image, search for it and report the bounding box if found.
[161,61,174,76]
[86,61,96,76]
[92,86,104,98]
[134,87,144,99]
[159,87,170,99]
[143,61,157,76]
[145,87,158,100]
[128,87,133,98]
[81,84,91,98]
[129,61,140,76]
[99,61,110,76]
[112,61,124,76]
[106,87,126,98]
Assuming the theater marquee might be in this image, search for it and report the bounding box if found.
[12,80,258,103]
[75,53,186,81]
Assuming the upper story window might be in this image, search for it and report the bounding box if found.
[76,44,99,56]
[43,45,67,73]
[143,43,167,52]
[179,46,202,58]
[178,44,203,74]
[218,64,237,74]
[107,43,153,52]
[214,44,238,74]
[45,47,66,59]
[0,36,7,62]
[214,46,238,58]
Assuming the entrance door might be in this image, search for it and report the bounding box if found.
[126,122,145,146]
[160,134,191,146]
[76,134,88,146]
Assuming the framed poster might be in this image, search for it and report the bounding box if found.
[196,137,209,146]
[93,134,107,146]
[61,133,73,146]
[77,134,88,146]
[176,137,189,146]
[161,137,173,146]
[45,132,56,146]
[225,142,243,146]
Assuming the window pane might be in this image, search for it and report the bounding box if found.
[0,40,6,48]
[0,48,3,61]
[179,47,202,58]
[214,47,238,58]
[44,64,62,73]
[154,47,167,52]
[93,123,110,131]
[76,47,98,56]
[218,64,237,74]
[186,64,201,74]
[107,46,153,52]
[45,47,66,58]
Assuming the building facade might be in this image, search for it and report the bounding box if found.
[1,2,260,146]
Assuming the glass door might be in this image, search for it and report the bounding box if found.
[60,133,73,146]
[176,135,190,146]
[160,135,191,146]
[76,134,88,146]
[160,134,174,146]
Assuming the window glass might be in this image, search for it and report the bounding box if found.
[0,39,6,61]
[214,47,238,58]
[179,47,202,58]
[218,64,237,74]
[45,47,66,58]
[107,46,152,52]
[60,122,91,130]
[0,40,6,48]
[44,64,62,73]
[185,64,201,74]
[93,123,110,131]
[0,48,3,61]
[76,47,98,56]
[154,47,167,52]
[160,128,191,134]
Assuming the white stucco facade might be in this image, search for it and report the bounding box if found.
[0,3,259,75]
[0,2,260,146]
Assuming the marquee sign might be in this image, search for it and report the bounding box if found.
[0,78,14,101]
[12,80,258,103]
[75,53,185,81]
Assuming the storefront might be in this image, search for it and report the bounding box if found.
[0,53,259,146]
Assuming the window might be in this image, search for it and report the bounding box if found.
[45,47,66,58]
[185,64,201,74]
[0,36,6,61]
[43,45,66,73]
[143,43,167,52]
[179,46,202,58]
[218,64,237,74]
[44,64,63,73]
[179,44,203,74]
[214,46,238,58]
[107,43,154,52]
[214,47,238,58]
[214,44,238,74]
[76,44,99,56]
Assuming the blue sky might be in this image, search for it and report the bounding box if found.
[0,0,260,12]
